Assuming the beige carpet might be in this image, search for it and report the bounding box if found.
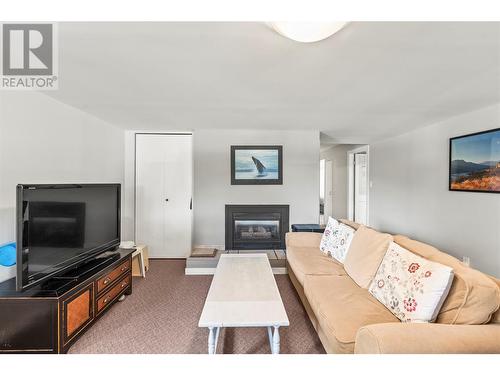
[69,259,325,354]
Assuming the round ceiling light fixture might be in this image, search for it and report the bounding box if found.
[270,22,348,43]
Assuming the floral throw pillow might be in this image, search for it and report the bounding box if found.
[369,242,454,323]
[319,217,355,263]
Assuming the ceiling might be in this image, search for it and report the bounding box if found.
[44,22,500,144]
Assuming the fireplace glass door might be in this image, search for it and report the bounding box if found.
[234,220,280,242]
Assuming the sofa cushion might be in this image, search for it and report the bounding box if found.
[285,232,322,249]
[488,276,500,324]
[394,235,500,325]
[304,274,399,353]
[286,246,346,286]
[369,242,454,322]
[344,226,393,288]
[339,219,361,230]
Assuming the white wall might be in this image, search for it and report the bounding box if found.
[370,104,500,277]
[0,91,124,282]
[122,129,320,247]
[320,144,362,219]
[193,130,320,247]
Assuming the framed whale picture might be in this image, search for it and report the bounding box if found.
[231,145,283,185]
[449,128,500,193]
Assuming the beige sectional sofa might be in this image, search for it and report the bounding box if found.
[286,219,500,354]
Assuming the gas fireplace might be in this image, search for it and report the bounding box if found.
[225,205,289,250]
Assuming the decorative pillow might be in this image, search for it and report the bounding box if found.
[395,235,500,325]
[319,217,338,254]
[319,217,355,263]
[369,241,454,323]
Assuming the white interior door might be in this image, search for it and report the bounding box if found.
[135,134,193,258]
[324,160,333,219]
[320,159,333,225]
[354,153,368,225]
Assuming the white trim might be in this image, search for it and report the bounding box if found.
[185,267,216,275]
[185,267,288,275]
[347,145,370,225]
[347,152,354,220]
[271,267,288,275]
[319,158,333,225]
[193,244,225,250]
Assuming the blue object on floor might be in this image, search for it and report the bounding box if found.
[291,224,325,233]
[0,242,16,267]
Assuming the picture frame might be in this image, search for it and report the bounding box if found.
[449,128,500,193]
[231,145,283,185]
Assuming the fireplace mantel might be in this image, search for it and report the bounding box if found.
[225,205,289,250]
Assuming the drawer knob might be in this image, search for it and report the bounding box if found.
[103,295,111,304]
[103,277,111,285]
[121,266,127,271]
[121,282,127,288]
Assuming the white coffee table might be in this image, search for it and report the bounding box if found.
[198,253,289,354]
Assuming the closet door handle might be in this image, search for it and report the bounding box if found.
[165,198,169,202]
[190,198,192,210]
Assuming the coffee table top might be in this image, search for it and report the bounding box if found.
[198,253,289,328]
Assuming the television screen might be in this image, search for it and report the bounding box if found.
[17,184,120,291]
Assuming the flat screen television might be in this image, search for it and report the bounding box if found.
[16,184,121,291]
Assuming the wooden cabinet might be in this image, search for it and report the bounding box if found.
[97,274,131,314]
[63,283,94,344]
[97,258,131,293]
[0,249,134,354]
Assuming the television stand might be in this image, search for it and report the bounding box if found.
[0,248,134,353]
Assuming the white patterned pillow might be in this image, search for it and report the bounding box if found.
[319,217,338,255]
[319,217,355,263]
[369,242,454,323]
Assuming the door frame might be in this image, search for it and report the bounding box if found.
[320,158,333,223]
[134,132,193,249]
[347,145,369,225]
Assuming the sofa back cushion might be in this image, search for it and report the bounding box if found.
[339,219,361,231]
[489,276,500,324]
[344,226,393,288]
[394,235,500,325]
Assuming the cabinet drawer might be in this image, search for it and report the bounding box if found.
[96,275,131,313]
[97,258,131,294]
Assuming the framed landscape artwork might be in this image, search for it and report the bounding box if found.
[231,145,283,185]
[449,128,500,193]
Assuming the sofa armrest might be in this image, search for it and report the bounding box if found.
[285,232,322,249]
[355,323,500,354]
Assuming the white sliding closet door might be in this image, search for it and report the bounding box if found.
[135,134,193,258]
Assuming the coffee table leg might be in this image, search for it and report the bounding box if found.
[208,327,216,354]
[267,327,273,351]
[272,326,280,354]
[208,327,220,354]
